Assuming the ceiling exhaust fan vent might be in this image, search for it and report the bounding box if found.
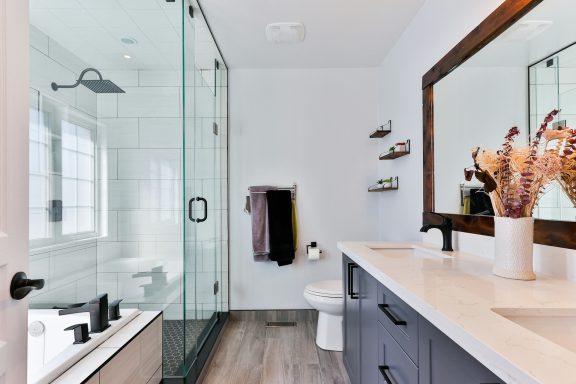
[265,22,306,44]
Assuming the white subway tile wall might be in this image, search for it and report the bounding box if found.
[29,24,229,315]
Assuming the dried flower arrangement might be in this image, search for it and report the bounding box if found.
[554,127,576,206]
[472,110,564,218]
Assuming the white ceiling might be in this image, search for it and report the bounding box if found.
[197,0,426,69]
[30,0,222,71]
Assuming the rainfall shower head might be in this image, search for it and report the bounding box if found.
[51,68,125,94]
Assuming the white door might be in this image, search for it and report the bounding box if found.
[0,0,30,382]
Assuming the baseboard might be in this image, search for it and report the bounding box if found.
[229,309,318,322]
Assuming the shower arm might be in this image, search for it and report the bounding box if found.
[51,68,104,91]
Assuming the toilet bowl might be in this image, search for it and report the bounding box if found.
[303,279,343,351]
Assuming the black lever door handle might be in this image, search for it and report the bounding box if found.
[10,272,45,300]
[196,197,208,223]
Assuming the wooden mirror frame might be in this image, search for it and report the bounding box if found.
[421,0,576,250]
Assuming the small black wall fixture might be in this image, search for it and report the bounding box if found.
[10,272,44,300]
[189,5,194,18]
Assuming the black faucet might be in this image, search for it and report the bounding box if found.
[420,213,454,252]
[58,293,110,333]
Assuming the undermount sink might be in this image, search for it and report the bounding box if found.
[369,247,454,260]
[492,308,576,353]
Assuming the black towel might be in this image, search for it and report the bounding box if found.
[266,190,295,266]
[470,188,495,216]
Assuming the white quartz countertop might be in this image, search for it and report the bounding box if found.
[337,241,576,384]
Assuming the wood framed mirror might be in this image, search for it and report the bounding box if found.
[422,0,576,250]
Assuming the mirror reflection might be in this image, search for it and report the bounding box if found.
[434,0,576,221]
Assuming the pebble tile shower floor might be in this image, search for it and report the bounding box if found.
[163,319,211,377]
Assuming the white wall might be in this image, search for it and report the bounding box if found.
[229,68,380,309]
[377,0,576,280]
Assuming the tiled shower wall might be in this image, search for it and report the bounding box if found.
[28,26,229,315]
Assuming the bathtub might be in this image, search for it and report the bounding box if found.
[27,308,139,384]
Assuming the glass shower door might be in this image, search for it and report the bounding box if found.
[181,1,220,377]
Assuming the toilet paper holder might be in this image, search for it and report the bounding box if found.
[307,242,322,255]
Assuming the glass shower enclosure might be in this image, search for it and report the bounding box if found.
[27,0,228,381]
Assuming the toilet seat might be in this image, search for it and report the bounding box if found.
[304,280,342,298]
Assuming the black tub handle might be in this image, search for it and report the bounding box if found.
[378,304,407,326]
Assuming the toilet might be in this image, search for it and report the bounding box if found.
[304,279,344,351]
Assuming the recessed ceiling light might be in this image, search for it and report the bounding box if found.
[121,37,138,45]
[265,22,306,44]
[123,54,131,59]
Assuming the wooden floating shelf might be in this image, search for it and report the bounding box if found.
[368,177,399,192]
[379,139,411,160]
[370,120,392,139]
[368,186,399,192]
[370,130,391,139]
[379,151,410,160]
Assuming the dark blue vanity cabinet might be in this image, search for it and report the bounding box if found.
[342,254,505,384]
[343,254,380,384]
[418,318,504,384]
[359,264,380,384]
[343,254,361,384]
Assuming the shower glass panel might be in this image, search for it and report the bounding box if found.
[28,0,228,382]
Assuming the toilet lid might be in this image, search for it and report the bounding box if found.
[305,280,343,298]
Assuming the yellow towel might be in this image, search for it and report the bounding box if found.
[292,200,298,250]
[462,196,471,215]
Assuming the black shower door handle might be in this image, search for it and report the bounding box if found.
[197,197,208,223]
[188,197,208,223]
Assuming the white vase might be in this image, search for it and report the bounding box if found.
[493,217,536,281]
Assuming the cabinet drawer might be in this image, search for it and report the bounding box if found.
[378,283,419,364]
[378,322,418,384]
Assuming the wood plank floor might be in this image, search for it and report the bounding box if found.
[200,312,350,384]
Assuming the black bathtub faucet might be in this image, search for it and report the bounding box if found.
[58,293,110,333]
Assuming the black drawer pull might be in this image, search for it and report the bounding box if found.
[347,263,359,299]
[378,365,395,384]
[378,304,407,326]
